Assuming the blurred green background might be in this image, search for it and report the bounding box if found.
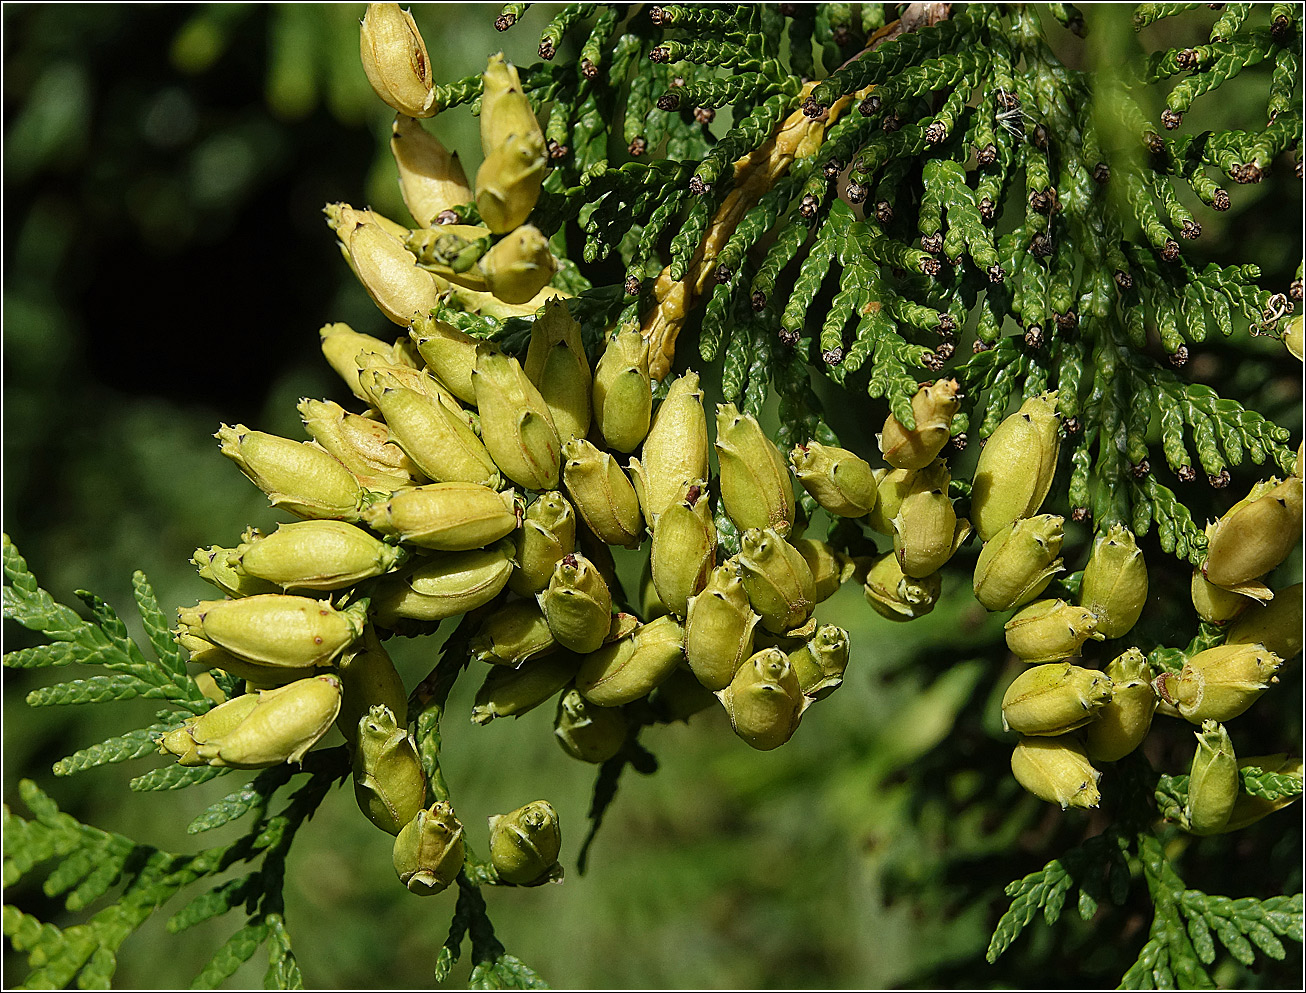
[3,4,1301,989]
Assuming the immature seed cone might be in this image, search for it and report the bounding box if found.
[177,596,367,669]
[737,528,816,634]
[1010,735,1102,809]
[391,115,472,228]
[1153,642,1283,723]
[476,131,547,233]
[353,704,428,835]
[336,625,409,748]
[360,3,436,118]
[792,538,855,604]
[1202,476,1304,597]
[971,391,1061,540]
[393,802,465,896]
[158,694,261,766]
[339,213,441,325]
[892,484,970,579]
[592,331,653,454]
[684,564,761,691]
[1185,719,1238,835]
[1080,524,1148,638]
[524,298,591,444]
[1190,568,1253,625]
[471,652,581,725]
[973,515,1065,612]
[878,379,962,469]
[479,53,545,155]
[477,225,557,304]
[560,438,644,547]
[717,648,809,751]
[470,599,557,667]
[1085,648,1156,762]
[193,544,278,599]
[1225,582,1303,659]
[473,346,561,491]
[539,553,612,654]
[575,615,685,706]
[716,404,796,535]
[229,520,408,592]
[787,624,851,700]
[789,442,878,518]
[372,543,514,625]
[299,399,423,489]
[488,800,563,886]
[865,461,948,536]
[1004,599,1102,663]
[318,322,415,400]
[194,675,343,769]
[554,688,628,762]
[410,313,491,405]
[509,492,577,596]
[630,370,710,523]
[216,424,363,521]
[861,553,941,622]
[361,482,518,551]
[1001,662,1114,736]
[649,479,716,618]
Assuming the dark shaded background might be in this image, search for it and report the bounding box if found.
[3,4,1301,989]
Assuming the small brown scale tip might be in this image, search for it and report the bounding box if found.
[1114,269,1133,290]
[628,136,648,156]
[751,290,767,311]
[1169,344,1189,368]
[694,106,715,125]
[1209,469,1231,489]
[922,351,945,372]
[562,553,578,568]
[803,97,829,120]
[1161,108,1183,130]
[581,58,598,80]
[657,92,679,112]
[714,265,733,284]
[1272,14,1293,41]
[684,484,702,504]
[860,94,882,117]
[1054,311,1079,332]
[778,327,800,346]
[1093,162,1110,184]
[1180,220,1202,239]
[1032,124,1050,150]
[976,143,998,166]
[875,201,894,224]
[650,45,670,63]
[1212,189,1231,210]
[1291,277,1303,302]
[823,159,844,180]
[799,194,819,219]
[937,314,958,335]
[648,5,668,25]
[1029,233,1053,258]
[436,209,460,225]
[1071,507,1091,523]
[996,90,1020,112]
[494,12,515,31]
[1176,48,1200,69]
[881,112,902,133]
[921,233,943,254]
[624,274,643,295]
[1144,131,1166,154]
[935,340,956,361]
[1161,239,1181,262]
[925,121,948,145]
[822,346,844,365]
[845,182,868,204]
[979,196,996,222]
[950,432,968,452]
[539,39,556,60]
[1024,324,1045,349]
[1063,416,1081,435]
[1029,188,1054,214]
[546,139,568,160]
[1132,459,1151,479]
[689,176,711,195]
[1231,163,1264,184]
[920,257,942,277]
[972,339,991,354]
[1178,464,1197,483]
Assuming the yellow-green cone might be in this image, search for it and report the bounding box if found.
[409,313,490,405]
[193,543,278,598]
[787,624,851,700]
[177,632,319,686]
[177,595,367,669]
[339,212,440,325]
[1004,599,1102,663]
[353,704,427,835]
[479,53,545,155]
[230,521,407,591]
[1154,642,1283,723]
[372,543,514,625]
[649,479,716,618]
[554,688,628,763]
[592,331,653,454]
[473,345,561,491]
[1202,476,1304,597]
[319,322,415,400]
[362,482,518,551]
[336,625,409,748]
[1186,720,1238,835]
[715,404,795,535]
[560,438,644,547]
[792,538,855,604]
[365,370,501,488]
[878,379,962,470]
[391,114,473,228]
[539,553,613,654]
[298,399,423,490]
[1191,568,1253,625]
[1001,662,1114,736]
[470,599,557,667]
[1085,649,1156,762]
[360,3,436,118]
[477,225,556,304]
[789,442,878,518]
[393,802,465,896]
[717,647,809,751]
[891,483,971,579]
[1080,524,1148,638]
[1226,582,1303,659]
[576,615,685,706]
[471,652,582,725]
[737,529,816,634]
[158,694,261,766]
[973,515,1065,612]
[1010,735,1101,809]
[865,461,949,536]
[194,674,343,768]
[488,800,563,886]
[684,564,760,691]
[509,491,577,596]
[971,391,1061,540]
[524,298,591,444]
[216,424,363,521]
[630,370,710,523]
[861,553,941,622]
[476,131,546,234]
